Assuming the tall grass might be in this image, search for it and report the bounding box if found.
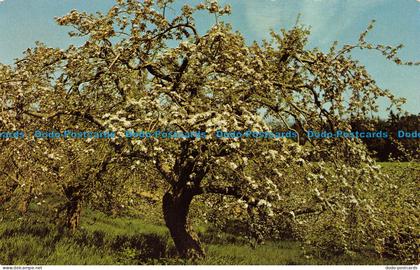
[0,207,399,265]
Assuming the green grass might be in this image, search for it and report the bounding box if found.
[0,207,400,265]
[377,161,420,170]
[0,210,173,265]
[201,243,398,265]
[81,208,168,236]
[202,242,308,265]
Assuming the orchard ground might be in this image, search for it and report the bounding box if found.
[0,162,417,265]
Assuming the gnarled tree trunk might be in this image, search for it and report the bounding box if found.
[162,189,205,259]
[64,186,83,233]
[66,198,82,232]
[18,185,33,215]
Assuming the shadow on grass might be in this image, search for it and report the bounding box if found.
[0,208,402,265]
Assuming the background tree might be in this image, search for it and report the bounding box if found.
[349,112,419,161]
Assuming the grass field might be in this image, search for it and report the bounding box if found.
[0,208,400,265]
[0,162,417,265]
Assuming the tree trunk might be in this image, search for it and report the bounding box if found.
[64,185,83,233]
[66,198,82,233]
[18,185,33,215]
[18,195,30,214]
[162,189,205,259]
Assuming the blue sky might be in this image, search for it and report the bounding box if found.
[0,0,419,115]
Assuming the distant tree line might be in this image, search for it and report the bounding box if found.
[281,112,419,162]
[350,112,419,162]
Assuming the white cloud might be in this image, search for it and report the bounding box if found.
[244,0,387,46]
[243,0,299,40]
[299,0,388,45]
